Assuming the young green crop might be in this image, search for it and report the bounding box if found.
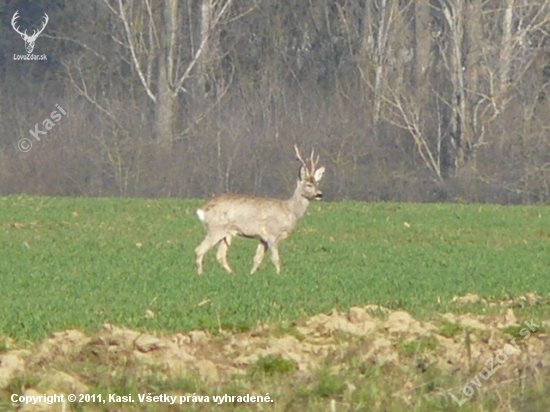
[0,195,549,341]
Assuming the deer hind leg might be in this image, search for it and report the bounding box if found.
[267,240,282,274]
[195,232,226,275]
[250,240,268,274]
[216,236,233,273]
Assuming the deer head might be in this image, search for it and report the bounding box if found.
[12,11,49,54]
[294,145,325,201]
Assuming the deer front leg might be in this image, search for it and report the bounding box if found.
[250,241,268,274]
[216,236,233,273]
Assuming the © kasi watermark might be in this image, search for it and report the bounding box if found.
[12,10,48,61]
[451,318,540,406]
[18,104,67,153]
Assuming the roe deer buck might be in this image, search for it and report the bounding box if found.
[195,146,325,274]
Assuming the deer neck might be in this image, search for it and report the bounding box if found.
[286,182,310,221]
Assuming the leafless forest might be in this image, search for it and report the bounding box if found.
[1,0,550,203]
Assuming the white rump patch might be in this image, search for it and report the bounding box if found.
[196,208,206,223]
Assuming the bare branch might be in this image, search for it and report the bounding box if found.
[173,0,234,96]
[99,0,157,102]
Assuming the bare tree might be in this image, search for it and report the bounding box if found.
[99,0,235,144]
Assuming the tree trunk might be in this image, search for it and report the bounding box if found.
[464,0,482,164]
[372,0,389,127]
[499,0,514,95]
[155,0,178,144]
[442,0,469,173]
[414,0,431,91]
[155,55,175,144]
[196,0,213,106]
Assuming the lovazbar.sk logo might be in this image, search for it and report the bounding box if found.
[12,10,48,60]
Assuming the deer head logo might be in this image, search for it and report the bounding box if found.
[12,11,49,54]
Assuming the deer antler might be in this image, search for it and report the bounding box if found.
[309,148,320,172]
[295,145,322,175]
[294,145,309,172]
[11,11,25,37]
[31,13,49,39]
[11,11,49,40]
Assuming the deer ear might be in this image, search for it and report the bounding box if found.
[313,167,325,182]
[299,166,308,180]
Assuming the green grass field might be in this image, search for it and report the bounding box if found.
[1,195,549,342]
